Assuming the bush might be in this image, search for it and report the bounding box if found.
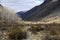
[8,28,27,40]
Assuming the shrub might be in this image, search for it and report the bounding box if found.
[8,28,27,40]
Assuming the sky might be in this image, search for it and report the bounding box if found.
[0,0,44,12]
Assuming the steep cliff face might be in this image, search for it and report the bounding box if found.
[20,0,60,21]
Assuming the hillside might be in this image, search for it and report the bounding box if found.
[41,5,60,23]
[0,0,60,40]
[17,0,60,21]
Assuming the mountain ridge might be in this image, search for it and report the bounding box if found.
[17,0,60,21]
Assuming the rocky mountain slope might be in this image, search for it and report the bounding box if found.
[41,4,60,23]
[17,0,60,22]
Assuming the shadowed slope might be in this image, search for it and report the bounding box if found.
[17,0,60,21]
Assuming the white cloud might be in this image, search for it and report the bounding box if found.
[34,1,43,5]
[1,0,44,12]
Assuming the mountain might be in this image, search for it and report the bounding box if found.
[21,6,39,19]
[41,5,60,23]
[20,0,52,20]
[17,0,60,21]
[16,0,52,19]
[17,11,26,18]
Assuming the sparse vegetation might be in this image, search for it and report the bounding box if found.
[8,28,27,40]
[0,2,60,40]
